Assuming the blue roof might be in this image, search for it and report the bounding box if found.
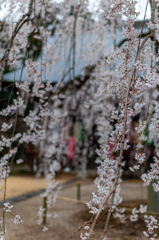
[3,29,127,83]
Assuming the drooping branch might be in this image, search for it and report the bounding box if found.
[118,31,150,48]
[0,0,34,92]
[87,189,115,240]
[100,34,152,240]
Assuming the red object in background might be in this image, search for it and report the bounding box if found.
[26,145,39,155]
[68,137,75,160]
[130,122,135,144]
[109,141,114,160]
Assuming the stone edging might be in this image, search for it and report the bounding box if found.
[0,177,80,207]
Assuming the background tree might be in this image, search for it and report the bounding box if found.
[0,1,159,240]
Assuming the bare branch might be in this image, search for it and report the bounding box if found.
[87,189,115,240]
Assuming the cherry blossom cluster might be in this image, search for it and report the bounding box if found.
[3,202,13,213]
[0,0,159,239]
[81,0,159,239]
[144,215,159,239]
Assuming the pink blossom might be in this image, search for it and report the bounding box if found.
[16,159,23,164]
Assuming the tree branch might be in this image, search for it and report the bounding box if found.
[100,34,152,240]
[118,31,150,48]
[0,0,34,92]
[87,189,115,240]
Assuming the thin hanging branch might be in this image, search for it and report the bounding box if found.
[87,189,115,240]
[0,0,34,92]
[100,34,152,240]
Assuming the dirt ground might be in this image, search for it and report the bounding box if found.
[0,177,151,240]
[0,173,76,201]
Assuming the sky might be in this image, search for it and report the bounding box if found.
[135,0,151,20]
[88,0,151,20]
[55,0,151,20]
[0,0,151,22]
